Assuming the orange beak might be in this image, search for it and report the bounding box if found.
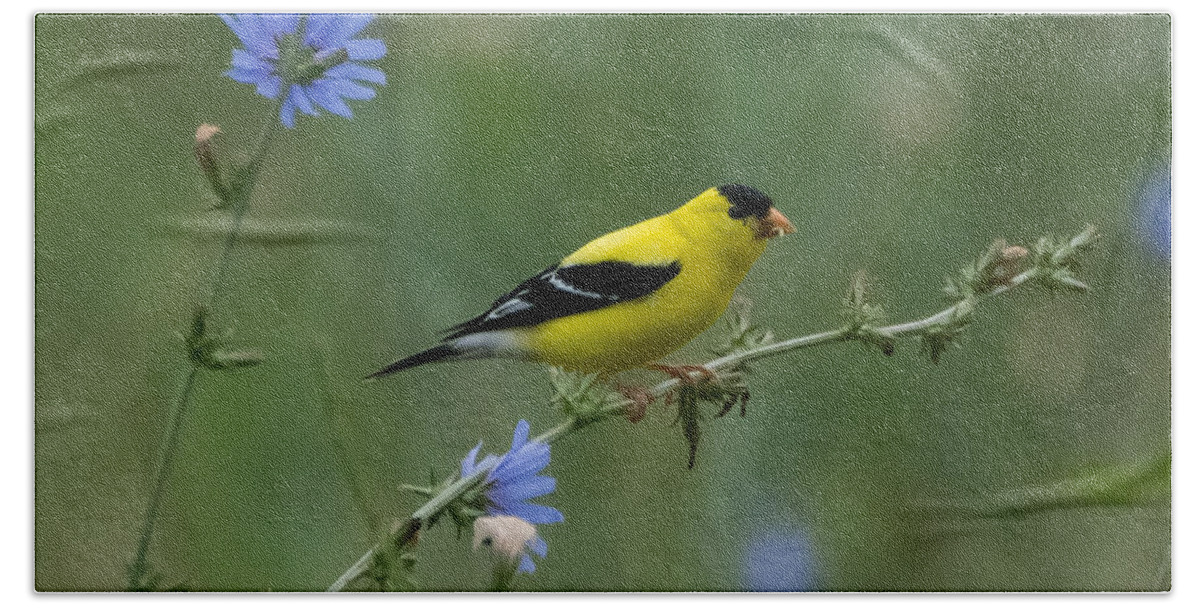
[757,207,796,239]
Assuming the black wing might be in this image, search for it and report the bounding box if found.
[444,260,682,339]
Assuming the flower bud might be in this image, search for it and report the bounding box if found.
[473,515,538,563]
[194,124,228,200]
[995,244,1029,282]
[981,240,1029,290]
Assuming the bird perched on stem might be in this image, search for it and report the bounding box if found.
[368,184,794,379]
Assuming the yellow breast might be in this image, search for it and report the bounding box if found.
[520,190,768,372]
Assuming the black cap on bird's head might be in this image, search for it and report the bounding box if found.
[718,183,796,238]
[720,184,774,220]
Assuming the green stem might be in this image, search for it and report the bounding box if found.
[208,114,281,303]
[326,269,1041,592]
[326,413,620,591]
[658,269,1036,394]
[326,466,491,592]
[127,105,281,591]
[488,560,518,592]
[127,365,199,590]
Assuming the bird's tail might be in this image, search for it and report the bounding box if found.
[365,344,461,379]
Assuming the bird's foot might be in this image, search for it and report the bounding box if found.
[649,364,717,408]
[647,363,752,470]
[650,363,750,417]
[647,363,717,385]
[617,384,656,423]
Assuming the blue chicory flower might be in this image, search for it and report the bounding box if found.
[743,530,818,591]
[462,419,562,574]
[518,534,549,574]
[1136,165,1171,261]
[220,13,387,128]
[462,419,564,525]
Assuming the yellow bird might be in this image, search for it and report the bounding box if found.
[368,184,794,378]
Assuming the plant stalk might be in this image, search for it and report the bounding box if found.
[326,268,1040,592]
[128,107,281,591]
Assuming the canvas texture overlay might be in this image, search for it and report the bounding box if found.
[34,13,1170,592]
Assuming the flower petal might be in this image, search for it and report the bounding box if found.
[461,441,484,478]
[279,96,297,129]
[303,13,340,49]
[488,427,548,484]
[257,13,301,39]
[219,14,245,36]
[222,14,279,60]
[488,475,555,503]
[346,38,387,61]
[312,14,375,49]
[255,74,283,99]
[491,443,550,484]
[518,554,537,574]
[230,49,272,74]
[510,420,531,451]
[473,419,561,531]
[220,15,259,51]
[326,63,387,86]
[225,66,264,85]
[319,77,377,101]
[306,81,354,118]
[527,535,548,559]
[504,503,564,525]
[289,84,319,116]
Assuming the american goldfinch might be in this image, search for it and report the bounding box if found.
[368,184,794,378]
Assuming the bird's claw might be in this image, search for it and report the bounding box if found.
[617,385,655,423]
[650,363,751,418]
[648,363,718,384]
[646,362,754,469]
[650,364,715,410]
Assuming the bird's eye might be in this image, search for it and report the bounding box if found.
[481,537,493,547]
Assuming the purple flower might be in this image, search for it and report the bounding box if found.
[220,13,386,128]
[518,534,549,573]
[1136,165,1171,261]
[743,530,818,591]
[462,420,564,525]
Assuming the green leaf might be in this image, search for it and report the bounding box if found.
[840,272,893,354]
[547,366,624,420]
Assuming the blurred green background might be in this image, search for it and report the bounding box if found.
[34,14,1170,591]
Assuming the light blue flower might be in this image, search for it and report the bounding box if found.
[517,534,548,573]
[220,13,387,128]
[743,530,818,591]
[1136,165,1171,261]
[462,419,564,525]
[461,420,562,574]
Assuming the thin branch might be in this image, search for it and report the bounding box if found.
[327,254,1063,592]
